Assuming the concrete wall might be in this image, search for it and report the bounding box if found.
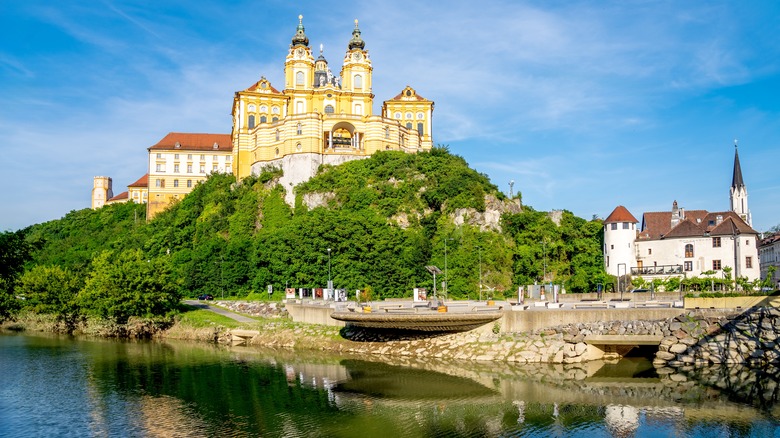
[684,295,780,309]
[500,308,685,333]
[285,302,345,327]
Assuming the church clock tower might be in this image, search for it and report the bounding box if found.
[339,20,374,116]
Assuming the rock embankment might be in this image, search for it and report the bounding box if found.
[654,307,780,367]
[213,301,287,318]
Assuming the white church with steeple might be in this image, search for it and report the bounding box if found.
[603,144,760,284]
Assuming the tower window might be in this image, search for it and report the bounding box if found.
[746,256,753,268]
[355,104,362,115]
[610,223,617,230]
[296,123,302,135]
[275,130,280,141]
[622,222,629,229]
[354,74,362,89]
[385,127,390,139]
[296,71,304,85]
[325,105,335,114]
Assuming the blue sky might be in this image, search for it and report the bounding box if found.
[2,1,779,233]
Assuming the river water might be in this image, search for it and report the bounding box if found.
[1,332,779,437]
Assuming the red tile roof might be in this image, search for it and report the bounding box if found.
[604,206,638,224]
[149,133,232,152]
[108,191,128,202]
[387,86,429,102]
[128,173,148,188]
[639,208,757,240]
[244,79,282,94]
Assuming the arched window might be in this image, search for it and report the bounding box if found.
[384,127,390,139]
[272,116,278,123]
[354,74,362,89]
[296,123,302,135]
[417,123,424,136]
[406,122,412,130]
[248,115,255,129]
[324,105,335,114]
[684,244,694,258]
[275,130,280,141]
[296,101,304,114]
[354,104,362,115]
[296,71,304,85]
[260,115,267,123]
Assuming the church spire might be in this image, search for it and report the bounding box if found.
[348,19,365,50]
[729,139,751,226]
[732,140,745,189]
[291,14,309,47]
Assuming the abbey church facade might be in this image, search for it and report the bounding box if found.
[93,16,434,217]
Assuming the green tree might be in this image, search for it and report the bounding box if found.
[78,249,181,324]
[18,265,81,327]
[0,229,33,321]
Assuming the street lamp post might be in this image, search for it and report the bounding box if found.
[478,246,483,301]
[444,238,453,297]
[327,248,332,299]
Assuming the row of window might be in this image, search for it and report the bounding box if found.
[393,111,425,120]
[247,104,281,114]
[154,179,196,189]
[155,153,231,162]
[156,164,231,173]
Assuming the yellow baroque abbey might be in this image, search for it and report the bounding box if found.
[230,16,434,199]
[93,16,434,218]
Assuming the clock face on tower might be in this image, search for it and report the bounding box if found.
[296,48,304,58]
[353,52,362,61]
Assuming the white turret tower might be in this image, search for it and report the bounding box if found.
[730,140,751,226]
[603,206,639,277]
[92,176,113,209]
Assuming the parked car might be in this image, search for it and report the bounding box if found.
[197,294,214,301]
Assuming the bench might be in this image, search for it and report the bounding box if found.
[573,301,609,309]
[511,304,528,311]
[634,301,672,308]
[533,302,548,308]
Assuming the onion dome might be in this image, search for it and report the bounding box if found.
[347,19,365,50]
[291,15,309,47]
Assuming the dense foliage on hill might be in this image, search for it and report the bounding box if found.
[1,148,610,324]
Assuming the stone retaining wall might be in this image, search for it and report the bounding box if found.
[654,307,780,368]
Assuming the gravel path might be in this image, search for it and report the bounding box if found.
[183,300,257,323]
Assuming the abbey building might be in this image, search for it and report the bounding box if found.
[230,16,433,203]
[92,16,434,217]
